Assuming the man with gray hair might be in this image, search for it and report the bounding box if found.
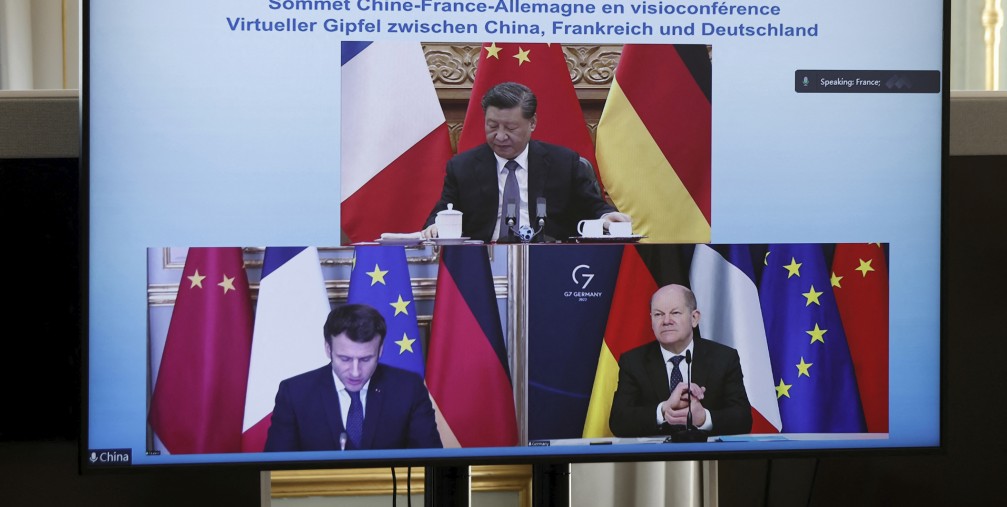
[423,81,630,242]
[609,284,752,438]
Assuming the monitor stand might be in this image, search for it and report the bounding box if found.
[424,463,572,506]
[424,465,470,506]
[533,463,571,506]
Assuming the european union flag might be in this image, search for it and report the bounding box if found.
[347,245,424,376]
[760,244,866,432]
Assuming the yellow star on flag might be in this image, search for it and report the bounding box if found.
[796,357,813,377]
[807,323,827,344]
[776,378,792,399]
[187,269,205,289]
[783,257,802,278]
[831,271,843,288]
[484,42,502,59]
[367,264,389,286]
[394,333,416,354]
[218,274,236,294]
[513,47,531,65]
[856,258,875,277]
[390,294,411,316]
[802,285,823,306]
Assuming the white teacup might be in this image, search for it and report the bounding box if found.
[435,204,463,239]
[577,218,605,237]
[608,221,634,237]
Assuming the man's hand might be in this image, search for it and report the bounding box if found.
[421,224,438,239]
[663,383,706,424]
[602,212,632,224]
[665,398,707,427]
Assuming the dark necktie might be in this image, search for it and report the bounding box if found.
[499,160,520,239]
[346,390,363,449]
[669,355,685,393]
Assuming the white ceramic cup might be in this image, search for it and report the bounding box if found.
[608,221,633,237]
[577,218,605,237]
[435,204,463,239]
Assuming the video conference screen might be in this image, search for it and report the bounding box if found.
[84,0,945,468]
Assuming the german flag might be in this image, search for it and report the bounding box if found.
[426,246,518,447]
[596,45,711,243]
[582,245,692,437]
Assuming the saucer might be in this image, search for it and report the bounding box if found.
[569,235,645,244]
[427,237,474,245]
[375,237,425,246]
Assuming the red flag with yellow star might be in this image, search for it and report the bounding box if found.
[149,247,254,453]
[832,243,889,432]
[458,42,598,172]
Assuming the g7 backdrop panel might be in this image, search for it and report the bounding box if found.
[85,0,945,468]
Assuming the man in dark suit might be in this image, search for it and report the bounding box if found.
[264,304,442,451]
[422,81,630,242]
[609,284,752,438]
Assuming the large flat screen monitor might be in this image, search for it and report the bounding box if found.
[83,0,947,469]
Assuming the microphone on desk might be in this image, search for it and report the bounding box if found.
[500,200,518,242]
[340,432,348,451]
[533,196,555,242]
[685,350,695,429]
[669,349,708,443]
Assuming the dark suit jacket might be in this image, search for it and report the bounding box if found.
[424,141,615,242]
[264,364,442,451]
[609,338,752,437]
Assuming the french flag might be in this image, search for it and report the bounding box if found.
[241,247,331,452]
[690,244,782,433]
[340,42,453,243]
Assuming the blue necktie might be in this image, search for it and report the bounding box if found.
[499,160,520,239]
[669,356,684,393]
[346,390,363,449]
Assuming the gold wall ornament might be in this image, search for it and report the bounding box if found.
[423,43,622,91]
[424,43,481,88]
[566,44,623,88]
[271,464,532,507]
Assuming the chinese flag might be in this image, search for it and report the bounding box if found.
[149,247,254,454]
[832,243,889,432]
[458,43,598,174]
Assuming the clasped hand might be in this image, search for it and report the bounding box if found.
[663,382,706,427]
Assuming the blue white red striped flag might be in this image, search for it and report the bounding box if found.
[242,247,330,452]
[340,41,453,243]
[690,244,782,433]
